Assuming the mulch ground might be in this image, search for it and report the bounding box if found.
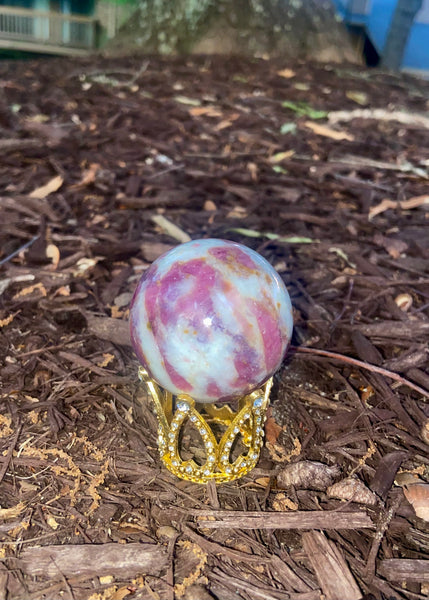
[1,53,429,600]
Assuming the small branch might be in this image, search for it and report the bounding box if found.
[0,423,22,485]
[19,543,167,578]
[193,510,374,530]
[292,346,429,398]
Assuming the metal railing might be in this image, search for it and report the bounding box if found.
[0,5,97,50]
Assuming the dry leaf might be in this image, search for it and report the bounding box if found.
[174,541,208,598]
[304,121,354,141]
[394,293,413,312]
[327,477,378,505]
[0,502,26,521]
[74,257,100,276]
[215,119,234,130]
[46,514,60,530]
[277,461,340,490]
[203,200,217,211]
[369,195,429,220]
[272,493,298,511]
[54,285,71,297]
[269,150,295,164]
[97,353,115,368]
[267,436,301,463]
[151,214,191,243]
[345,90,369,105]
[0,414,13,437]
[247,162,258,181]
[0,313,15,328]
[29,174,63,198]
[71,163,100,189]
[189,106,222,117]
[265,411,282,445]
[13,282,47,300]
[403,483,429,521]
[277,68,296,78]
[46,243,60,269]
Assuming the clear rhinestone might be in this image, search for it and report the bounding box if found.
[171,422,178,430]
[243,413,250,420]
[251,452,258,460]
[256,426,263,435]
[190,415,197,422]
[206,441,213,449]
[225,441,232,449]
[185,465,193,474]
[203,469,211,476]
[199,427,205,435]
[253,397,263,409]
[172,459,178,466]
[169,445,174,452]
[233,426,240,434]
[221,454,228,463]
[176,401,189,412]
[225,466,232,474]
[208,455,215,463]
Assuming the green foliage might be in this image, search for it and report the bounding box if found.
[282,100,328,119]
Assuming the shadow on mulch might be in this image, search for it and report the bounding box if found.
[0,53,429,600]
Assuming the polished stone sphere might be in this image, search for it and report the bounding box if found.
[130,239,293,403]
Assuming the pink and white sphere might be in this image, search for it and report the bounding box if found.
[130,239,293,403]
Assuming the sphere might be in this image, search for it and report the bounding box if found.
[130,239,293,403]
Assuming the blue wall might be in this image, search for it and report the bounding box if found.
[332,0,429,70]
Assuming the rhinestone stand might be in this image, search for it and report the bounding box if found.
[138,366,272,484]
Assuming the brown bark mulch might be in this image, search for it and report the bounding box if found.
[0,53,429,600]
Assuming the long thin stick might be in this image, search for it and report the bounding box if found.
[292,346,429,398]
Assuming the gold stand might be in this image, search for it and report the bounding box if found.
[138,367,272,484]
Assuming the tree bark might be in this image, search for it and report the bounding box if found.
[108,0,359,63]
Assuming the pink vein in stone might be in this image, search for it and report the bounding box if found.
[163,356,193,393]
[249,298,282,373]
[233,337,261,390]
[206,380,222,399]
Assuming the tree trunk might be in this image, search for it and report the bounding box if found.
[382,0,423,70]
[107,0,359,63]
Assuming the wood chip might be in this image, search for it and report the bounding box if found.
[193,510,374,530]
[19,543,167,578]
[302,531,362,600]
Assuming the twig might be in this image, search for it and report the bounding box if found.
[193,510,374,530]
[328,108,429,129]
[0,235,40,267]
[364,494,402,578]
[0,423,22,485]
[182,525,269,563]
[292,346,429,398]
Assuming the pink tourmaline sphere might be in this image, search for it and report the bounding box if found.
[130,239,293,403]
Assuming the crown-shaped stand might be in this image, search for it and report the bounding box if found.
[138,367,272,484]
